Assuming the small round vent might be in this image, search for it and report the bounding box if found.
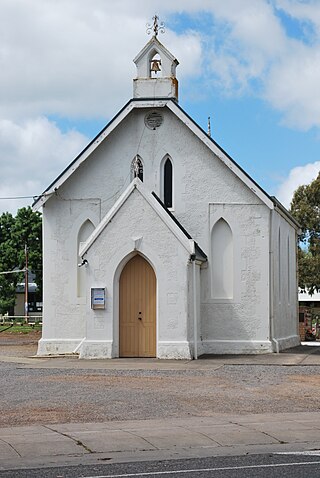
[145,111,163,130]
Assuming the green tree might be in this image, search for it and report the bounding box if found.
[0,207,42,315]
[12,207,42,294]
[0,212,16,314]
[290,172,320,294]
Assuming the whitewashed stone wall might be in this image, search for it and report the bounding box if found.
[79,188,192,359]
[200,203,271,354]
[38,104,298,357]
[271,209,300,350]
[38,198,100,355]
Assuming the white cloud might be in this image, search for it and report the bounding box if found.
[0,117,88,214]
[0,0,319,127]
[263,38,320,130]
[0,0,203,121]
[178,0,320,130]
[166,30,203,79]
[1,1,319,126]
[0,0,206,214]
[195,1,288,94]
[276,160,320,208]
[275,0,320,34]
[1,0,320,215]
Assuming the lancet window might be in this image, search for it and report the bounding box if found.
[211,218,234,299]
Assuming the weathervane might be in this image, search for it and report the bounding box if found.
[146,15,165,37]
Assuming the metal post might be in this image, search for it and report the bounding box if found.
[24,244,28,323]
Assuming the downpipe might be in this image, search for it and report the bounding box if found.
[192,254,198,360]
[73,337,86,354]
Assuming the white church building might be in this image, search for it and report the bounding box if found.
[33,25,300,359]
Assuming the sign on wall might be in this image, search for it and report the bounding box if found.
[91,288,106,310]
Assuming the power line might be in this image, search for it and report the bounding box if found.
[0,195,39,200]
[0,192,54,201]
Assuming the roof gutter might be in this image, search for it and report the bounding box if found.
[271,196,301,230]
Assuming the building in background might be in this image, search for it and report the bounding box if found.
[14,272,42,318]
[299,290,320,341]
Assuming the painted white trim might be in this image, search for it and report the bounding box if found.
[79,178,196,257]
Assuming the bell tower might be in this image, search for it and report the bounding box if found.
[133,16,179,101]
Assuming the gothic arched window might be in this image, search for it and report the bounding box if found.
[211,218,234,299]
[77,220,94,298]
[150,52,162,78]
[163,157,173,208]
[131,156,143,182]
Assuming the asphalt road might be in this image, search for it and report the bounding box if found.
[1,453,320,477]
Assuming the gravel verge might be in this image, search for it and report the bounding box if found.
[1,333,320,427]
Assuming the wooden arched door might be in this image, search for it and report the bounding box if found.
[119,255,156,357]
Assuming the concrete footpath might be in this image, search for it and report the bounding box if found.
[1,412,320,471]
[1,342,320,368]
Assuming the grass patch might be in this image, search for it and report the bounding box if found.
[0,324,42,334]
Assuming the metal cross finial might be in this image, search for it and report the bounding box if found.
[146,15,165,37]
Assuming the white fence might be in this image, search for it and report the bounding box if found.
[0,314,42,326]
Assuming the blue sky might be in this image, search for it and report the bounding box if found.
[0,0,319,213]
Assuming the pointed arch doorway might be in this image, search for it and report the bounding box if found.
[119,255,156,357]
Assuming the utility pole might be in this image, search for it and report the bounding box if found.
[24,244,28,323]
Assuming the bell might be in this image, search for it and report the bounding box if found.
[151,60,161,72]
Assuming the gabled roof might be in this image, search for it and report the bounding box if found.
[79,178,206,261]
[32,97,275,212]
[33,99,137,209]
[133,36,178,66]
[151,192,207,261]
